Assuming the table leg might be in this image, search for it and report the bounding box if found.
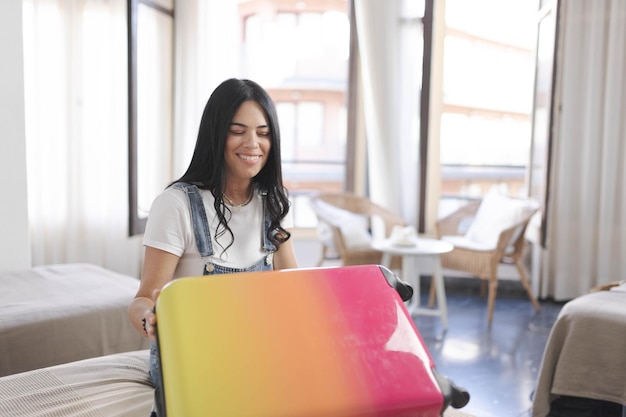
[402,255,420,314]
[405,255,448,330]
[432,256,448,329]
[381,252,392,268]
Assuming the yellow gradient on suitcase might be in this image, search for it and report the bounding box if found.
[156,266,442,417]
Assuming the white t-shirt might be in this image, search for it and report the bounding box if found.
[143,186,292,279]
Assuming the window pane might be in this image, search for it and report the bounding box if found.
[276,102,296,160]
[239,1,350,228]
[136,4,174,221]
[278,100,343,195]
[296,102,323,147]
[440,0,538,214]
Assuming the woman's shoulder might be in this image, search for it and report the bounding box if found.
[149,186,191,212]
[160,185,189,200]
[158,184,217,206]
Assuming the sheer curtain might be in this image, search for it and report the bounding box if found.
[172,0,239,177]
[542,0,626,299]
[23,0,143,276]
[353,0,422,227]
[22,0,238,276]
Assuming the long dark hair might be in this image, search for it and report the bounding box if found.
[173,78,291,251]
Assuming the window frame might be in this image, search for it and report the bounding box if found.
[127,0,175,236]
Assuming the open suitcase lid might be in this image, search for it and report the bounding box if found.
[155,265,468,417]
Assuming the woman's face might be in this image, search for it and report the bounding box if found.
[224,100,272,182]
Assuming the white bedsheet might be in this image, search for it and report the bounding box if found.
[0,349,476,417]
[0,263,149,376]
[0,350,153,417]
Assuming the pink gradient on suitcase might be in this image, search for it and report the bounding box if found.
[160,265,444,417]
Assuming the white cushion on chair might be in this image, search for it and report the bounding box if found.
[441,235,496,251]
[316,221,336,251]
[311,199,372,250]
[340,219,373,250]
[464,190,529,248]
[441,236,517,254]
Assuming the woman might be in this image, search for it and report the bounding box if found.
[128,78,298,416]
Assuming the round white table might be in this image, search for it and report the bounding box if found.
[372,237,453,329]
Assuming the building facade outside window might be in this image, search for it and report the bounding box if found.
[439,0,538,216]
[239,0,350,228]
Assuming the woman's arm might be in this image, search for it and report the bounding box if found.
[128,246,180,341]
[272,235,299,270]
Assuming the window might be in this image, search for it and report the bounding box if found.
[239,0,350,228]
[127,0,175,236]
[528,1,558,246]
[127,0,349,234]
[439,0,538,216]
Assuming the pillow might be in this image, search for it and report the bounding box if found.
[311,199,372,250]
[441,235,495,252]
[339,219,373,250]
[316,220,336,251]
[464,190,530,249]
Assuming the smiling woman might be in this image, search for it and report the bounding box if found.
[128,78,300,416]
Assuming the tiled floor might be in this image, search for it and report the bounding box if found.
[411,277,565,417]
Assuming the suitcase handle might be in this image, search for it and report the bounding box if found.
[379,265,470,411]
[379,265,414,302]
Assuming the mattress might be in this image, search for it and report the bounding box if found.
[0,350,476,417]
[0,350,153,417]
[0,263,150,376]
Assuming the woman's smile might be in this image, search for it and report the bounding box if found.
[224,100,271,180]
[237,153,262,162]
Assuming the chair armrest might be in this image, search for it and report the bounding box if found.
[494,212,536,259]
[367,204,406,238]
[436,201,481,237]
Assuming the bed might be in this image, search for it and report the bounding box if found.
[0,263,150,377]
[532,282,626,417]
[0,350,153,417]
[0,263,479,416]
[0,349,477,417]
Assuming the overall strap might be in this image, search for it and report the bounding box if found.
[261,190,277,253]
[171,182,213,258]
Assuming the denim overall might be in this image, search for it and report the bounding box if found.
[149,182,276,416]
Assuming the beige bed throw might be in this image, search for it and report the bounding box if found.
[532,286,626,417]
[0,263,149,376]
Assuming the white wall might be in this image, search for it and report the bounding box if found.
[0,0,31,272]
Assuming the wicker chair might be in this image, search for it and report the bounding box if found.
[310,193,405,268]
[433,197,542,324]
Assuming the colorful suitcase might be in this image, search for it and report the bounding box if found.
[154,265,469,417]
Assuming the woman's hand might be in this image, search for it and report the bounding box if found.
[130,247,179,341]
[273,236,299,270]
[142,289,160,343]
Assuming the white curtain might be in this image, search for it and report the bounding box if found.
[23,0,143,276]
[353,0,422,227]
[542,0,626,299]
[172,0,239,177]
[22,0,239,276]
